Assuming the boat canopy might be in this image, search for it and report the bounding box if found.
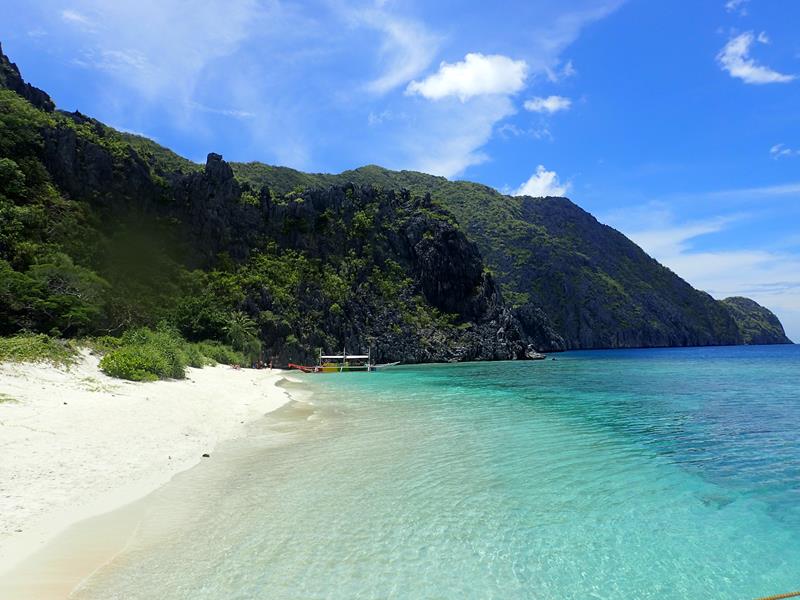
[320,354,369,359]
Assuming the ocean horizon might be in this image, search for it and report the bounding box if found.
[71,345,800,599]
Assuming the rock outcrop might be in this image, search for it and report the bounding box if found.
[722,297,793,344]
[247,182,533,363]
[226,163,793,351]
[0,42,54,112]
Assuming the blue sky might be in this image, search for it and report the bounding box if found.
[2,0,799,340]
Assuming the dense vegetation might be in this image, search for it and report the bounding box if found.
[0,42,791,375]
[98,326,245,381]
[721,297,792,345]
[230,163,793,348]
[0,44,530,371]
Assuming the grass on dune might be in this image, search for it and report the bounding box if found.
[0,333,78,366]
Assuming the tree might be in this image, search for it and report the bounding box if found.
[223,310,262,360]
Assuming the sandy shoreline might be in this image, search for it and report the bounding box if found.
[0,350,295,582]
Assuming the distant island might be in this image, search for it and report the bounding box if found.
[0,42,791,374]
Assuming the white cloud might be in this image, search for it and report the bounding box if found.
[513,165,570,197]
[770,144,800,159]
[393,3,622,178]
[624,215,739,258]
[524,95,572,114]
[545,59,577,83]
[406,53,528,102]
[705,181,800,200]
[357,11,440,94]
[717,31,795,84]
[725,0,749,15]
[59,0,263,104]
[497,123,553,141]
[61,9,92,25]
[47,0,621,180]
[400,95,516,177]
[188,101,255,119]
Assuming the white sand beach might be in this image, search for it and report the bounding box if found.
[0,350,293,580]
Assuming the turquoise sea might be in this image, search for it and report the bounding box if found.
[75,345,800,599]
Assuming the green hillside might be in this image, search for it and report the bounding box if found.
[0,41,791,365]
[0,44,533,365]
[230,163,786,349]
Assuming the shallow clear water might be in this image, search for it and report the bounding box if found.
[76,345,800,599]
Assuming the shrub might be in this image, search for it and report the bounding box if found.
[183,343,215,368]
[99,344,172,382]
[100,326,187,381]
[82,335,123,354]
[0,333,77,365]
[193,340,244,365]
[97,327,244,381]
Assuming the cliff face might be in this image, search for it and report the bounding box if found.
[0,42,54,112]
[228,164,793,350]
[513,197,742,350]
[722,297,793,345]
[249,185,533,363]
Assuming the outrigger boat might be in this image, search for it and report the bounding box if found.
[288,348,399,373]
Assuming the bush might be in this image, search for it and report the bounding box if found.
[99,344,174,382]
[0,333,77,365]
[82,335,123,354]
[100,326,187,381]
[183,343,215,368]
[98,327,243,381]
[193,340,245,365]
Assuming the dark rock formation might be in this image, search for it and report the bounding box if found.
[171,152,265,266]
[721,297,793,344]
[228,164,794,351]
[246,183,533,363]
[0,42,54,112]
[42,114,164,213]
[513,196,742,349]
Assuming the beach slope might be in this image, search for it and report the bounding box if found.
[0,350,292,574]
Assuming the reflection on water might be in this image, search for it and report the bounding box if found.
[75,346,800,599]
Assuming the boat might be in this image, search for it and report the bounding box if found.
[288,349,399,373]
[371,361,400,370]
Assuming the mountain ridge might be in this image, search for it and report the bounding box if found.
[227,162,792,348]
[0,43,792,360]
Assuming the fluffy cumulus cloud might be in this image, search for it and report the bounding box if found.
[513,165,570,197]
[717,31,795,84]
[406,53,528,101]
[390,95,517,177]
[524,95,572,114]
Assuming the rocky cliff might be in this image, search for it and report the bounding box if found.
[721,297,793,345]
[0,42,54,112]
[228,164,792,350]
